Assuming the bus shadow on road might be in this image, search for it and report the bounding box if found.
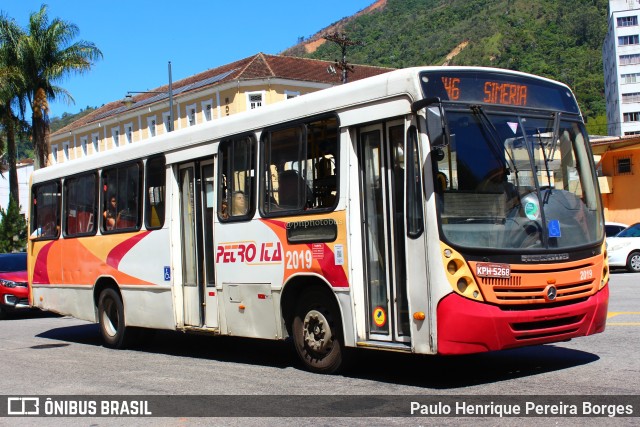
[346,344,600,389]
[37,322,599,388]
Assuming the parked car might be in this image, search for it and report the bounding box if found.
[605,221,629,238]
[607,223,640,273]
[0,252,29,319]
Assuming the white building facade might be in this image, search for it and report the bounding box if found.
[604,0,640,136]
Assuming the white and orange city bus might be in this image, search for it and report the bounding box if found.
[28,67,609,373]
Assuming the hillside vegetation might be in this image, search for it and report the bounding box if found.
[288,0,608,133]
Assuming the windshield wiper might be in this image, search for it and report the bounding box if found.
[470,105,520,187]
[536,113,560,205]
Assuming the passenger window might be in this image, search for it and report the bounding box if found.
[145,156,166,229]
[101,162,142,232]
[261,116,339,216]
[64,173,97,237]
[218,136,256,221]
[31,181,61,240]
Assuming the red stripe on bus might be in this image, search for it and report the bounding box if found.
[106,231,152,270]
[33,241,56,285]
[311,242,349,287]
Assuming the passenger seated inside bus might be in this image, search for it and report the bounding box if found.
[231,191,248,216]
[104,196,118,230]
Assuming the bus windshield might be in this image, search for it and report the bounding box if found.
[433,106,603,251]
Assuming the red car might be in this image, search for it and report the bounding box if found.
[0,252,29,319]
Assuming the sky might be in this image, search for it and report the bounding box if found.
[1,0,376,118]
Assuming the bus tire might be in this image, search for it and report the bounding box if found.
[98,288,129,349]
[292,291,344,374]
[627,251,640,273]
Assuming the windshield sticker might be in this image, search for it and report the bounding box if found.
[507,122,519,134]
[548,219,561,238]
[524,200,539,220]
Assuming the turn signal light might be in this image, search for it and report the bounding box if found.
[413,312,426,321]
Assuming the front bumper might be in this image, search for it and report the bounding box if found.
[1,287,31,311]
[436,284,609,354]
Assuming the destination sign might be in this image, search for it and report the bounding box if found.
[420,70,580,113]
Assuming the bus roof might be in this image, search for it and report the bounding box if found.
[32,66,573,184]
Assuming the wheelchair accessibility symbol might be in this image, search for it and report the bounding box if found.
[164,266,171,281]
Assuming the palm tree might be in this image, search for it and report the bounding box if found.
[0,13,27,203]
[21,4,102,168]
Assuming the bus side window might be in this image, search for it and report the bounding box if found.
[31,181,61,240]
[261,115,339,216]
[218,136,256,221]
[145,156,166,229]
[64,172,97,237]
[102,162,142,233]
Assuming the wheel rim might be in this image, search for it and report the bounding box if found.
[631,254,640,271]
[102,297,118,337]
[302,309,333,355]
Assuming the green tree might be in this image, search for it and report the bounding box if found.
[0,198,27,253]
[20,4,102,168]
[0,13,27,204]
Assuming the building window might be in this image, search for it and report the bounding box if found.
[616,157,633,175]
[622,92,640,103]
[80,137,88,157]
[63,142,70,161]
[621,72,640,84]
[247,92,264,109]
[187,105,197,126]
[285,90,300,99]
[618,16,638,27]
[147,117,157,138]
[203,102,213,121]
[125,124,133,144]
[620,54,640,65]
[111,128,120,148]
[92,133,100,154]
[163,112,172,133]
[624,130,640,135]
[618,35,639,46]
[623,112,640,122]
[51,145,59,164]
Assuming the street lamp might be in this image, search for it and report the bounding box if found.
[122,61,174,132]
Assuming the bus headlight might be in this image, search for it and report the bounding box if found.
[440,243,484,301]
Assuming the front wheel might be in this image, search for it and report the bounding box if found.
[98,288,130,348]
[627,252,640,273]
[292,291,345,374]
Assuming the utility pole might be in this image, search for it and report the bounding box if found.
[323,32,363,84]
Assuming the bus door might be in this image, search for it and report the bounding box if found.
[178,159,218,328]
[358,120,411,343]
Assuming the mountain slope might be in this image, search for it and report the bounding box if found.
[284,0,608,125]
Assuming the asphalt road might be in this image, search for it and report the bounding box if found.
[0,271,638,426]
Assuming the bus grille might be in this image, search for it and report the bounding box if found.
[470,256,603,306]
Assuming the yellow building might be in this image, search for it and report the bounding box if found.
[592,135,640,225]
[49,53,393,165]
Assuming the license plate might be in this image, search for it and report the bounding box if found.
[476,262,511,278]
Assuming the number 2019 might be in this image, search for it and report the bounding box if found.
[286,250,312,270]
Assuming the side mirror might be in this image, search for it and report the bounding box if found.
[426,105,449,149]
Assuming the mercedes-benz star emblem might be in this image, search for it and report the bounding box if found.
[546,285,557,301]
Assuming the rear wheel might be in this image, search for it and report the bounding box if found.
[98,288,130,348]
[292,291,345,374]
[627,252,640,273]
